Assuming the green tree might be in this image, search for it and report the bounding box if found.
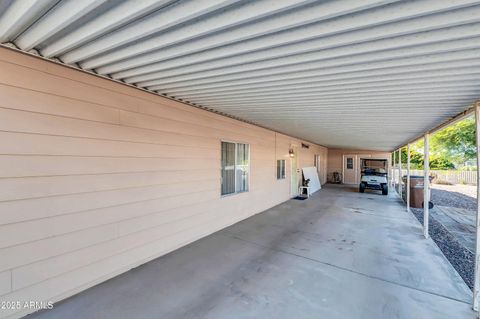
[392,146,424,169]
[398,146,429,170]
[394,116,475,170]
[430,116,476,166]
[429,156,455,170]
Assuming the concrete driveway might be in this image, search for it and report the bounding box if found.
[28,185,473,319]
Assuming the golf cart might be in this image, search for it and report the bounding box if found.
[359,158,388,195]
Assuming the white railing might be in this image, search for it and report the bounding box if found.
[392,169,478,185]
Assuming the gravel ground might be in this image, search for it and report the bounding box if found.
[431,184,477,210]
[404,184,477,289]
[426,184,477,289]
[432,183,477,199]
[411,208,474,289]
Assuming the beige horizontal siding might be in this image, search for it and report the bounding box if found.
[327,148,391,180]
[0,155,218,178]
[0,186,218,228]
[0,271,10,296]
[0,183,219,248]
[0,224,118,273]
[1,214,244,319]
[0,130,218,155]
[0,48,327,319]
[0,170,215,202]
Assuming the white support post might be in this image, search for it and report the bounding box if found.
[398,148,402,199]
[424,133,430,239]
[407,143,411,212]
[391,152,395,188]
[473,104,480,312]
[395,149,398,192]
[388,153,393,189]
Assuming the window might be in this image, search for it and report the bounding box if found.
[235,143,249,193]
[277,159,286,179]
[346,157,354,169]
[221,142,235,195]
[221,141,249,195]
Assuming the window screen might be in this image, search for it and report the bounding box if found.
[236,143,249,193]
[221,142,250,195]
[277,159,285,179]
[221,142,236,195]
[347,158,354,169]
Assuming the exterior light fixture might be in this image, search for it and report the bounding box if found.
[289,149,295,157]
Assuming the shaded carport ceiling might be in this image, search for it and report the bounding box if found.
[1,0,479,151]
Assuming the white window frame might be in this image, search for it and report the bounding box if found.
[277,159,286,180]
[346,157,354,170]
[221,140,250,196]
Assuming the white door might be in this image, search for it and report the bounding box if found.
[343,155,357,184]
[290,146,299,196]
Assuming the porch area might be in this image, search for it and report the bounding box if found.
[29,185,472,319]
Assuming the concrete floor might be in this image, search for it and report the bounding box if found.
[28,185,474,319]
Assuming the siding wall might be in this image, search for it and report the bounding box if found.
[0,48,327,319]
[327,148,391,183]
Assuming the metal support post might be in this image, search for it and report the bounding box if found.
[407,143,411,211]
[424,133,430,239]
[398,148,402,198]
[473,105,480,311]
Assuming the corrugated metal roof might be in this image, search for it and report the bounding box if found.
[1,0,479,150]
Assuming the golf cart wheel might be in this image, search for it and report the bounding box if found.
[359,183,365,193]
[381,184,388,195]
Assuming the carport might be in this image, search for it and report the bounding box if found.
[26,186,473,319]
[0,1,479,318]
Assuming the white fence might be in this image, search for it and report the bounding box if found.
[392,169,478,185]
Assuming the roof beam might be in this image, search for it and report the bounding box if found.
[60,0,236,63]
[40,0,175,57]
[100,0,480,76]
[88,0,400,72]
[162,50,479,97]
[148,37,480,92]
[153,70,480,97]
[0,0,57,42]
[168,61,480,100]
[209,98,476,111]
[121,12,480,82]
[77,0,316,68]
[15,0,108,51]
